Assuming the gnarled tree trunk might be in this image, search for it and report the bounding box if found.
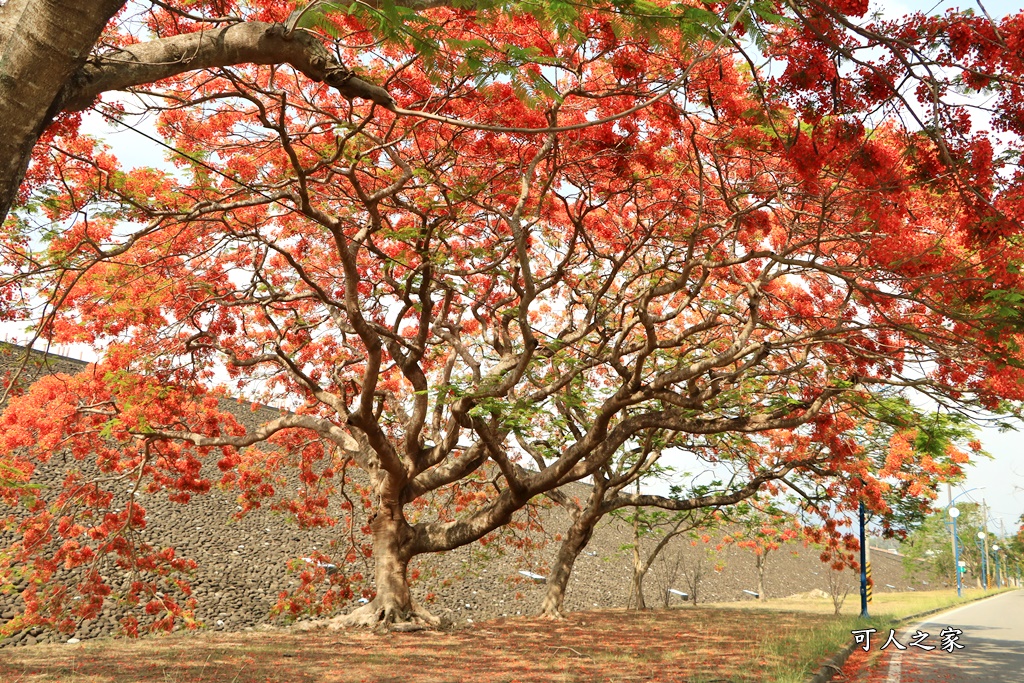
[538,512,597,618]
[0,0,125,222]
[628,541,648,610]
[756,552,767,602]
[334,494,438,631]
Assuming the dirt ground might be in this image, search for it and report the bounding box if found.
[0,607,848,683]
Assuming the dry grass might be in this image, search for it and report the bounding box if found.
[0,608,856,683]
[706,587,1010,618]
[3,589,1001,683]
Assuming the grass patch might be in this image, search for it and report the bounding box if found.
[706,587,1015,682]
[708,586,1011,617]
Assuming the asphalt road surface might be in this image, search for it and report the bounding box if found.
[883,589,1024,683]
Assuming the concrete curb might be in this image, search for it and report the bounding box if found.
[805,589,1016,683]
[807,640,859,683]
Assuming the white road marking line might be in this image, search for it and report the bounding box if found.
[884,591,1019,683]
[886,645,903,683]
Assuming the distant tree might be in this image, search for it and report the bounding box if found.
[901,503,986,586]
[650,535,692,609]
[1011,515,1024,556]
[730,503,801,602]
[535,429,818,617]
[679,532,718,606]
[1002,514,1024,585]
[619,503,708,611]
[825,561,850,615]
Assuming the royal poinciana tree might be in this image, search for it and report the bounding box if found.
[531,430,790,617]
[1,1,1024,632]
[539,401,977,616]
[539,429,831,617]
[1,0,1023,224]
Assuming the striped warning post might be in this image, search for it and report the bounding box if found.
[866,561,873,603]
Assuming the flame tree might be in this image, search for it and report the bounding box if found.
[1,1,1024,631]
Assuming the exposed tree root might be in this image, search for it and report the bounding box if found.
[537,592,568,619]
[537,609,566,620]
[328,597,441,632]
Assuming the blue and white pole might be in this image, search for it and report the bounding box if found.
[859,500,869,618]
[949,505,962,598]
[977,532,989,590]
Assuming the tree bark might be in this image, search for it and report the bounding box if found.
[538,514,597,618]
[0,0,125,223]
[0,5,395,225]
[628,542,648,610]
[626,502,648,610]
[57,21,396,114]
[756,553,767,602]
[335,492,438,630]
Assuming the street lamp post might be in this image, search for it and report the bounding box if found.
[944,488,982,598]
[977,532,989,590]
[992,545,1001,588]
[949,506,963,597]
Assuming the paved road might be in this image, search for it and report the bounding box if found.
[884,590,1024,683]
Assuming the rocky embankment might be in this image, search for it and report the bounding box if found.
[0,344,934,647]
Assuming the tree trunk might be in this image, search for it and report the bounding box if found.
[756,553,767,602]
[538,514,597,618]
[335,497,438,630]
[628,545,648,610]
[537,475,611,618]
[627,508,647,610]
[0,0,126,223]
[0,2,394,225]
[686,559,703,605]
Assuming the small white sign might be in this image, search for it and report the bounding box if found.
[518,570,546,583]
